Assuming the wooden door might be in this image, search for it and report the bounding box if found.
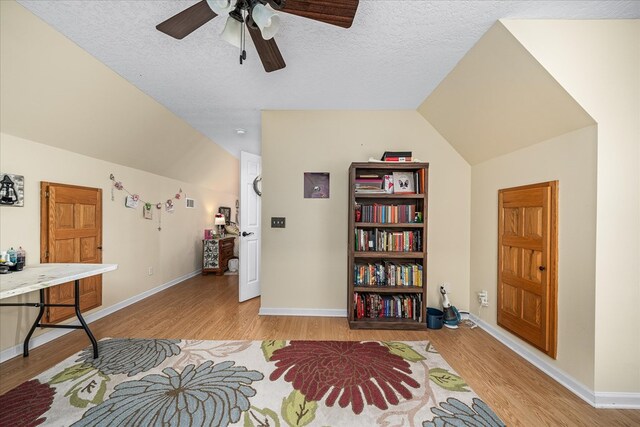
[40,182,103,323]
[498,181,557,358]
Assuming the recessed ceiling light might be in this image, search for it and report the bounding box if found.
[235,128,246,135]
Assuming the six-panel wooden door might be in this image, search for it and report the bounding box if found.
[40,182,103,323]
[498,181,558,358]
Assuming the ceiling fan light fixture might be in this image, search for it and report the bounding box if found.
[206,0,236,15]
[220,15,243,48]
[251,3,280,40]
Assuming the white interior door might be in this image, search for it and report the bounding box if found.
[239,151,261,302]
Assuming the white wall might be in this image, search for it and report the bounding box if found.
[261,111,470,313]
[504,19,640,394]
[0,134,236,353]
[471,125,598,388]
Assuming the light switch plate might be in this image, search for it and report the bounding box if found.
[271,217,286,228]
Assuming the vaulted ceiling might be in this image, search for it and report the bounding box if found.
[15,1,640,158]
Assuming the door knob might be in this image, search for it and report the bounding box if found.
[97,246,103,250]
[538,266,546,271]
[242,231,254,237]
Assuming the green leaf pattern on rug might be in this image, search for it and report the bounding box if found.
[244,406,281,427]
[65,372,109,409]
[383,341,427,362]
[281,390,317,427]
[261,339,286,361]
[429,368,470,392]
[49,363,95,384]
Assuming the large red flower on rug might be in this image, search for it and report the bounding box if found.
[0,379,55,426]
[269,340,420,414]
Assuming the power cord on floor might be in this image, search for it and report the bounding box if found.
[457,310,478,329]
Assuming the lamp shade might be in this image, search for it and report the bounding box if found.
[251,3,280,40]
[214,215,226,226]
[220,16,242,48]
[206,0,235,15]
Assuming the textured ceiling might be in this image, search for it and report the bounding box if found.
[17,1,640,158]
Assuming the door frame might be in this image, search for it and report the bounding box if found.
[497,180,558,358]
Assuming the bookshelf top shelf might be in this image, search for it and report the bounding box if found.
[353,286,424,293]
[351,162,429,171]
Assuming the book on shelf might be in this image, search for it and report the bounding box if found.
[354,261,423,287]
[356,203,417,224]
[353,292,422,322]
[381,151,412,162]
[355,228,422,252]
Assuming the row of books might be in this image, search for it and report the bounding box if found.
[353,292,423,322]
[354,262,423,287]
[355,229,422,252]
[356,203,418,224]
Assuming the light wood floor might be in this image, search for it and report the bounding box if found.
[1,274,638,426]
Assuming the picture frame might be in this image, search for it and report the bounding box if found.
[304,172,330,199]
[218,206,231,225]
[392,171,415,194]
[125,195,139,209]
[143,203,153,220]
[0,173,24,207]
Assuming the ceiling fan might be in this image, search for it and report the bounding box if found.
[156,0,360,73]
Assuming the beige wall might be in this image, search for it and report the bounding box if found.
[0,1,238,192]
[504,19,640,394]
[261,111,470,313]
[471,126,598,388]
[0,134,237,353]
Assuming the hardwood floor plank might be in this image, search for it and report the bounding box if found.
[1,274,638,425]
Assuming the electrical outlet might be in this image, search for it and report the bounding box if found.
[477,290,488,307]
[148,267,153,276]
[271,217,286,228]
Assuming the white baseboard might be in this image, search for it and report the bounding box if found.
[0,269,201,364]
[594,392,640,409]
[259,307,347,317]
[469,314,640,409]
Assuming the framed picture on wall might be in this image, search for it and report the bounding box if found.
[219,206,231,225]
[0,173,24,207]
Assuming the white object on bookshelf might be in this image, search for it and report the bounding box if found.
[392,172,415,194]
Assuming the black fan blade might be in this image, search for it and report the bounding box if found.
[274,0,359,28]
[156,0,217,40]
[248,26,286,72]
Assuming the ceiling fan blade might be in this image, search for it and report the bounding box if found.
[156,0,217,40]
[248,26,286,72]
[275,0,359,28]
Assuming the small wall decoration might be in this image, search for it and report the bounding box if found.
[304,172,330,198]
[143,203,153,220]
[186,197,195,208]
[125,194,139,208]
[0,173,24,207]
[109,173,185,231]
[218,206,232,225]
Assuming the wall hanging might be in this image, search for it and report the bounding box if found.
[0,173,24,207]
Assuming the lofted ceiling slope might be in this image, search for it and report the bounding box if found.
[418,21,596,165]
[15,1,639,159]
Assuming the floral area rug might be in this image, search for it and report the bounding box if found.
[0,339,505,426]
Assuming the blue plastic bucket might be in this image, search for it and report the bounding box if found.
[427,307,444,329]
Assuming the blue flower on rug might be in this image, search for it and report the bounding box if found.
[422,397,505,427]
[72,360,264,427]
[76,338,181,376]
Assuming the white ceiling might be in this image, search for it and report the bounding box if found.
[17,1,639,158]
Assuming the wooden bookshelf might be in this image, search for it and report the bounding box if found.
[348,162,429,330]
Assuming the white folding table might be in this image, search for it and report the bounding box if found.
[0,263,118,358]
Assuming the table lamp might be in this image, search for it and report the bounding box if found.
[214,214,226,237]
